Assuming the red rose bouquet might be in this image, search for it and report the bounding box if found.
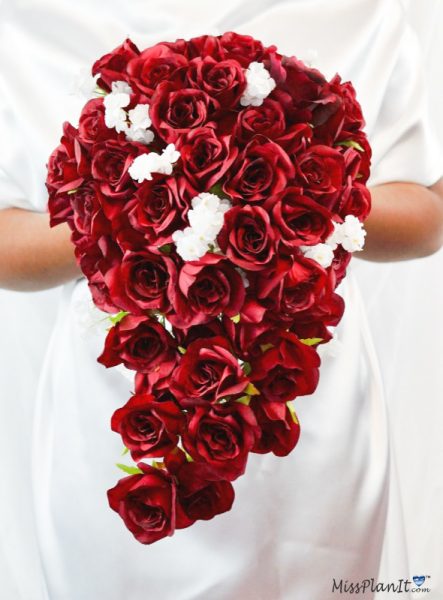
[46,33,371,544]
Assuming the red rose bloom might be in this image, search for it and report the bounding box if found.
[107,464,176,544]
[218,32,269,67]
[251,399,301,457]
[127,44,188,98]
[185,57,246,108]
[337,182,371,220]
[78,98,111,147]
[182,403,259,481]
[218,205,276,271]
[170,253,246,328]
[224,138,295,203]
[235,99,286,144]
[250,330,320,402]
[111,394,184,461]
[98,315,178,379]
[150,82,219,143]
[171,336,249,406]
[295,145,345,206]
[92,38,140,91]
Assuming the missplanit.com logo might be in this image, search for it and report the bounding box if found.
[331,575,432,594]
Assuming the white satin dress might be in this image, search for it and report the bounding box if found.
[0,1,442,599]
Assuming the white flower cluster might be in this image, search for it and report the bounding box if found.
[128,144,180,183]
[172,193,231,261]
[301,215,367,268]
[103,81,154,144]
[240,62,276,107]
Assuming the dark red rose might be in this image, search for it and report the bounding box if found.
[170,253,246,328]
[330,75,364,133]
[182,403,259,481]
[186,35,224,60]
[218,205,276,271]
[91,140,140,210]
[111,394,184,461]
[46,122,86,194]
[107,464,176,544]
[127,175,194,245]
[337,182,371,220]
[127,44,188,97]
[78,98,112,146]
[223,138,294,203]
[69,181,109,241]
[249,330,320,402]
[339,134,371,184]
[235,99,286,144]
[185,57,246,108]
[98,315,178,380]
[270,187,334,249]
[251,399,301,457]
[219,32,271,67]
[331,245,352,286]
[295,145,345,206]
[291,290,345,341]
[170,336,249,406]
[277,55,327,104]
[103,249,177,315]
[92,38,140,91]
[150,82,219,143]
[174,460,235,527]
[177,128,238,189]
[254,255,329,319]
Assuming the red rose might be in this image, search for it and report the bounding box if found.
[98,315,178,380]
[177,128,238,189]
[78,98,111,147]
[107,464,176,544]
[150,82,219,143]
[69,181,109,241]
[270,187,334,249]
[251,399,301,457]
[235,99,286,144]
[295,145,345,206]
[46,123,86,193]
[170,336,249,406]
[111,394,184,461]
[186,35,224,60]
[185,57,246,108]
[249,330,320,402]
[290,289,345,341]
[170,254,246,328]
[223,138,294,203]
[219,32,270,67]
[92,38,140,91]
[182,403,259,481]
[103,249,177,315]
[127,44,188,97]
[218,205,276,271]
[175,461,235,527]
[337,182,371,220]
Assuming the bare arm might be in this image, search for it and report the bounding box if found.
[0,208,81,291]
[360,178,443,261]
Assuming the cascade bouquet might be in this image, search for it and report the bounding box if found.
[46,33,371,544]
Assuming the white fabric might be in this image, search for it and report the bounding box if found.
[0,1,442,599]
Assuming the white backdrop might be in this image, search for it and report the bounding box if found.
[0,1,442,598]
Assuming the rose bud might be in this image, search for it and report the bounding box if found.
[250,330,320,402]
[98,315,178,381]
[250,399,301,457]
[107,464,176,545]
[170,254,246,328]
[170,336,249,406]
[111,393,184,461]
[182,402,259,481]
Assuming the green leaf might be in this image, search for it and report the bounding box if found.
[244,382,260,396]
[236,395,251,406]
[121,447,129,456]
[208,182,230,199]
[151,460,165,470]
[159,243,172,254]
[260,343,274,353]
[184,452,194,463]
[336,139,365,152]
[116,463,143,475]
[108,311,129,326]
[299,337,323,346]
[230,314,241,324]
[242,361,252,376]
[286,401,299,424]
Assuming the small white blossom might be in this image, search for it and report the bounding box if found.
[103,81,132,133]
[128,104,152,130]
[128,144,180,183]
[326,221,343,250]
[340,215,366,252]
[110,81,133,95]
[125,127,155,144]
[240,62,276,107]
[72,68,100,99]
[172,227,209,261]
[301,243,335,268]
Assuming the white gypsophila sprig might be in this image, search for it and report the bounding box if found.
[103,81,132,133]
[126,104,155,144]
[128,143,180,183]
[301,243,335,268]
[172,193,232,261]
[240,62,276,107]
[71,68,101,99]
